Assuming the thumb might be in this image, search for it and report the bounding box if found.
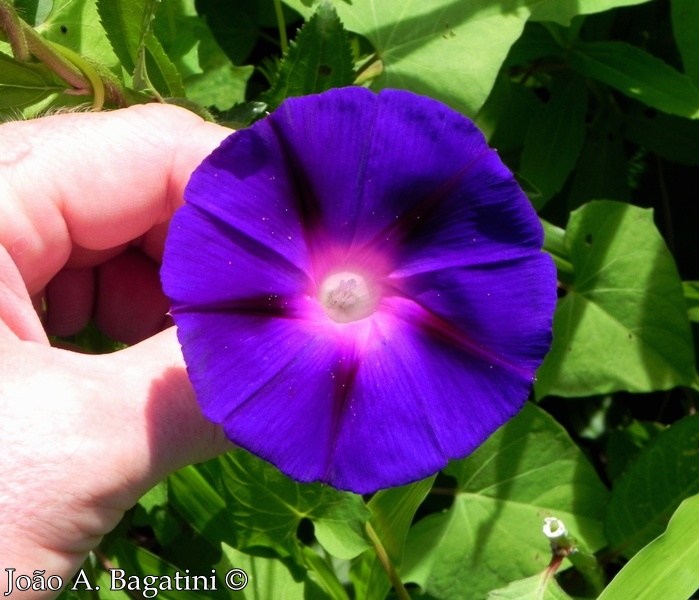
[105,326,232,488]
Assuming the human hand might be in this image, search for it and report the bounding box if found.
[0,104,233,597]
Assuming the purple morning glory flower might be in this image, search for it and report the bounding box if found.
[161,87,556,494]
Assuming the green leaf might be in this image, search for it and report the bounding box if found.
[621,111,699,165]
[475,74,540,152]
[35,0,120,72]
[604,420,665,483]
[503,22,562,68]
[0,50,64,112]
[140,30,185,97]
[487,572,574,600]
[401,403,609,600]
[567,124,630,209]
[282,0,554,117]
[684,281,699,322]
[671,0,699,88]
[105,540,220,600]
[217,543,316,600]
[168,463,235,547]
[598,492,699,600]
[138,479,168,513]
[185,63,253,111]
[96,0,159,74]
[520,74,588,208]
[530,0,653,26]
[262,1,354,111]
[350,476,435,600]
[219,450,370,561]
[150,0,253,108]
[535,201,696,398]
[569,41,699,118]
[605,413,699,556]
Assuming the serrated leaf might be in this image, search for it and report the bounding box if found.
[536,201,696,398]
[598,493,699,600]
[672,0,699,88]
[570,41,699,118]
[520,74,588,208]
[401,403,609,600]
[96,0,159,74]
[262,1,354,111]
[351,476,435,600]
[281,0,652,117]
[141,30,185,97]
[487,572,574,600]
[219,450,370,561]
[283,0,552,117]
[605,413,699,557]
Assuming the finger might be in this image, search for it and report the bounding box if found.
[93,248,170,344]
[0,327,231,580]
[44,266,94,337]
[0,104,231,295]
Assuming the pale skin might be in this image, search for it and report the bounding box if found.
[0,104,235,597]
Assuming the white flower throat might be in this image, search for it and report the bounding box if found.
[319,272,376,323]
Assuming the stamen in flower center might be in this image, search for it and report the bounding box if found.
[319,271,376,323]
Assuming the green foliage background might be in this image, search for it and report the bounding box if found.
[2,0,699,598]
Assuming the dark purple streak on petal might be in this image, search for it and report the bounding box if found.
[386,254,556,375]
[266,88,379,251]
[182,119,312,277]
[163,206,313,310]
[325,350,361,482]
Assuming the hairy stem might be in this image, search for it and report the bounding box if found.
[47,40,105,110]
[0,0,29,61]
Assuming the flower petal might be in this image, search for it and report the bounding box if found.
[162,87,557,494]
[182,118,312,276]
[387,150,545,277]
[387,253,557,374]
[327,304,537,492]
[162,204,311,310]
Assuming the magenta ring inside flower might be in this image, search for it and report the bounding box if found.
[161,87,557,494]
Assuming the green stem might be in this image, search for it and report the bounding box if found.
[47,40,105,110]
[354,52,383,85]
[18,19,89,91]
[541,218,574,283]
[543,518,605,596]
[366,522,411,600]
[272,0,288,55]
[0,0,29,61]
